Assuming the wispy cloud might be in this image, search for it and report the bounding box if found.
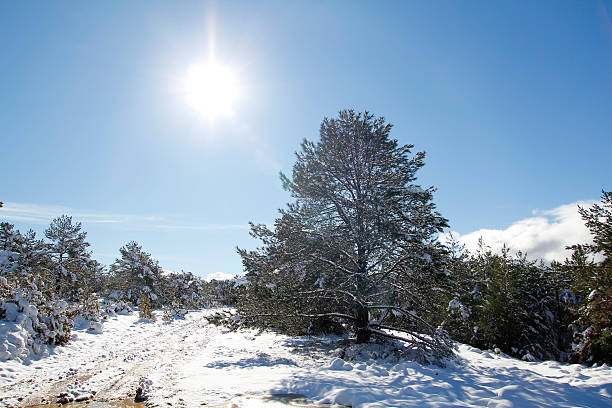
[150,224,250,231]
[0,202,249,232]
[0,202,125,224]
[441,200,595,262]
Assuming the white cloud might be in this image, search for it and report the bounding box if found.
[205,272,236,282]
[442,200,595,262]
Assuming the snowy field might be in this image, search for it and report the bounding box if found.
[1,309,611,408]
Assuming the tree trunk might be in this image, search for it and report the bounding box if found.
[355,304,371,343]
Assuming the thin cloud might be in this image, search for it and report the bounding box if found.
[150,224,250,231]
[0,201,248,232]
[441,200,595,262]
[0,202,125,224]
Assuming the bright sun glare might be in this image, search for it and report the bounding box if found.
[183,60,239,120]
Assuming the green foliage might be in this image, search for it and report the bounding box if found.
[138,294,155,320]
[442,239,574,361]
[162,302,187,322]
[79,289,101,322]
[279,171,294,191]
[591,327,612,363]
[475,246,526,352]
[207,278,241,307]
[566,191,612,364]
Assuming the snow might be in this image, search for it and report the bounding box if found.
[205,272,236,282]
[1,309,611,407]
[448,299,470,319]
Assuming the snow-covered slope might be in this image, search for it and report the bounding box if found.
[1,310,611,407]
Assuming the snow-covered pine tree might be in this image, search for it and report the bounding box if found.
[1,223,28,293]
[238,110,451,357]
[1,222,75,348]
[443,238,575,361]
[109,241,164,307]
[566,190,612,364]
[1,223,55,297]
[467,245,526,354]
[208,278,241,307]
[165,270,208,309]
[440,233,478,345]
[45,215,98,301]
[514,255,570,361]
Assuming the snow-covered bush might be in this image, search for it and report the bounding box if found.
[208,278,242,306]
[206,309,242,331]
[108,241,165,308]
[78,290,101,322]
[101,299,133,317]
[0,276,75,361]
[162,303,187,322]
[339,339,402,363]
[163,270,209,309]
[1,224,76,360]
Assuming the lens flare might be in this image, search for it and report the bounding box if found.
[183,60,239,120]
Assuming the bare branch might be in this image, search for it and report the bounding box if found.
[298,312,357,321]
[313,255,358,276]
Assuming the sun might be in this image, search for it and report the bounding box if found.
[182,59,239,120]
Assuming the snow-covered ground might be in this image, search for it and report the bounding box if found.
[1,309,611,407]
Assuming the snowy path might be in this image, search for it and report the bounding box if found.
[1,310,612,407]
[0,311,215,407]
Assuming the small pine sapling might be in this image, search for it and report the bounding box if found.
[138,294,155,321]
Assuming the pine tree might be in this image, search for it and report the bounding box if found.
[138,294,155,320]
[1,223,54,295]
[238,110,451,357]
[442,238,574,361]
[109,241,164,307]
[45,215,96,300]
[567,190,612,364]
[440,234,477,345]
[163,270,207,309]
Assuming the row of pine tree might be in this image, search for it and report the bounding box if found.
[0,214,234,349]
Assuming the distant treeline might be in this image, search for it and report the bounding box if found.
[0,215,237,348]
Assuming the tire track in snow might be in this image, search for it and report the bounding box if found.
[2,312,214,407]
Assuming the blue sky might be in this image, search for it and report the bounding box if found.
[1,1,611,278]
